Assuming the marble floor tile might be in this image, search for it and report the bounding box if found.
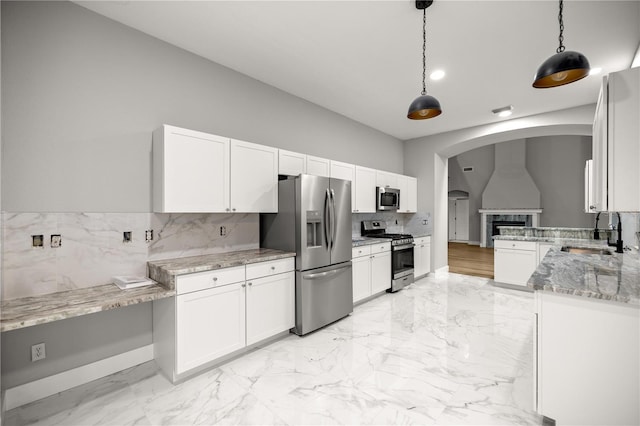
[4,273,543,425]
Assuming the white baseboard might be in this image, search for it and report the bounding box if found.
[434,265,449,276]
[467,240,481,246]
[4,344,153,410]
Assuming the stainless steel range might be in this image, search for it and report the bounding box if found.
[361,220,414,292]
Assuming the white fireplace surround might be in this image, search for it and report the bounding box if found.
[479,209,542,247]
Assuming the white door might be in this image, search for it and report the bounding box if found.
[406,177,418,213]
[246,272,295,345]
[230,139,278,212]
[176,283,246,374]
[494,248,537,286]
[153,126,229,213]
[455,199,469,241]
[448,199,457,240]
[370,251,391,294]
[352,255,371,303]
[354,166,376,213]
[306,155,330,177]
[279,149,306,176]
[330,161,356,210]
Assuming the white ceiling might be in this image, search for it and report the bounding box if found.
[76,0,640,141]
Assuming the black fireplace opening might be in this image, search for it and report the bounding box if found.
[492,220,526,237]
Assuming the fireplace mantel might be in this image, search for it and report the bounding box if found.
[479,209,542,247]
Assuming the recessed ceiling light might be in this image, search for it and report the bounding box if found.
[430,70,445,81]
[589,67,602,76]
[492,105,513,118]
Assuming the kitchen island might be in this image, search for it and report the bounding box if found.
[528,245,639,425]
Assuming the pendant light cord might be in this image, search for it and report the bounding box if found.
[421,7,427,95]
[556,0,565,53]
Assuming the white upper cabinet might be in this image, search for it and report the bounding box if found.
[306,155,330,177]
[230,139,278,213]
[278,149,306,176]
[330,160,356,209]
[153,125,278,213]
[397,175,417,213]
[354,166,377,213]
[153,125,229,213]
[592,67,640,212]
[376,170,398,189]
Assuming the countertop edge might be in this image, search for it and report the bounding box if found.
[1,284,176,333]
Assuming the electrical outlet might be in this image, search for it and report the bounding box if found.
[32,235,44,248]
[220,226,226,236]
[145,230,153,242]
[123,231,132,243]
[50,234,62,248]
[31,343,46,362]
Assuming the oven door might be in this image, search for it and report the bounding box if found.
[392,243,414,280]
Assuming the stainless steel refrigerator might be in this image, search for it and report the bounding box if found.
[260,174,353,335]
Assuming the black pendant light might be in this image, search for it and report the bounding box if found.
[533,0,590,88]
[408,0,442,120]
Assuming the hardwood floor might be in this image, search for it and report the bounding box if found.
[448,242,494,279]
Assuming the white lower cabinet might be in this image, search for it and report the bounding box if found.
[371,251,391,294]
[176,283,245,374]
[246,272,295,346]
[413,236,431,278]
[154,258,295,382]
[494,240,537,286]
[352,242,391,304]
[535,292,639,425]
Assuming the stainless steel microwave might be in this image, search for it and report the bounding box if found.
[376,187,400,211]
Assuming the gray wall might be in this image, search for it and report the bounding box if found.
[448,135,594,243]
[1,304,152,389]
[0,0,403,391]
[1,1,403,213]
[526,135,593,228]
[448,145,495,244]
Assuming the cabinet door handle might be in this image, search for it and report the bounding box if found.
[212,277,218,282]
[270,266,275,270]
[241,283,246,288]
[232,208,236,212]
[226,208,230,212]
[247,282,252,286]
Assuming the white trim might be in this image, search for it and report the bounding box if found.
[4,345,153,410]
[434,265,449,276]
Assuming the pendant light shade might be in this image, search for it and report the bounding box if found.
[408,94,442,119]
[533,0,590,88]
[407,0,441,120]
[532,50,590,88]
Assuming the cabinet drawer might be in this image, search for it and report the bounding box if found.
[414,236,431,245]
[371,242,391,253]
[494,240,536,251]
[352,245,372,258]
[246,257,294,280]
[176,265,245,295]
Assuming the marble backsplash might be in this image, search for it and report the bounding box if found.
[351,212,432,237]
[1,213,258,300]
[3,211,431,300]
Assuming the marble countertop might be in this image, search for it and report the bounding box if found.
[493,235,611,249]
[148,248,295,289]
[528,247,640,306]
[1,283,175,332]
[352,237,391,247]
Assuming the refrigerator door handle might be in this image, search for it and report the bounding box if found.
[324,188,331,251]
[330,188,337,250]
[302,263,351,280]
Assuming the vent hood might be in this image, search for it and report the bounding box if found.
[481,140,541,209]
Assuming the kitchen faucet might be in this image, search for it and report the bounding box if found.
[607,212,624,254]
[593,212,601,240]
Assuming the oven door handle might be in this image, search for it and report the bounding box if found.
[393,243,415,250]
